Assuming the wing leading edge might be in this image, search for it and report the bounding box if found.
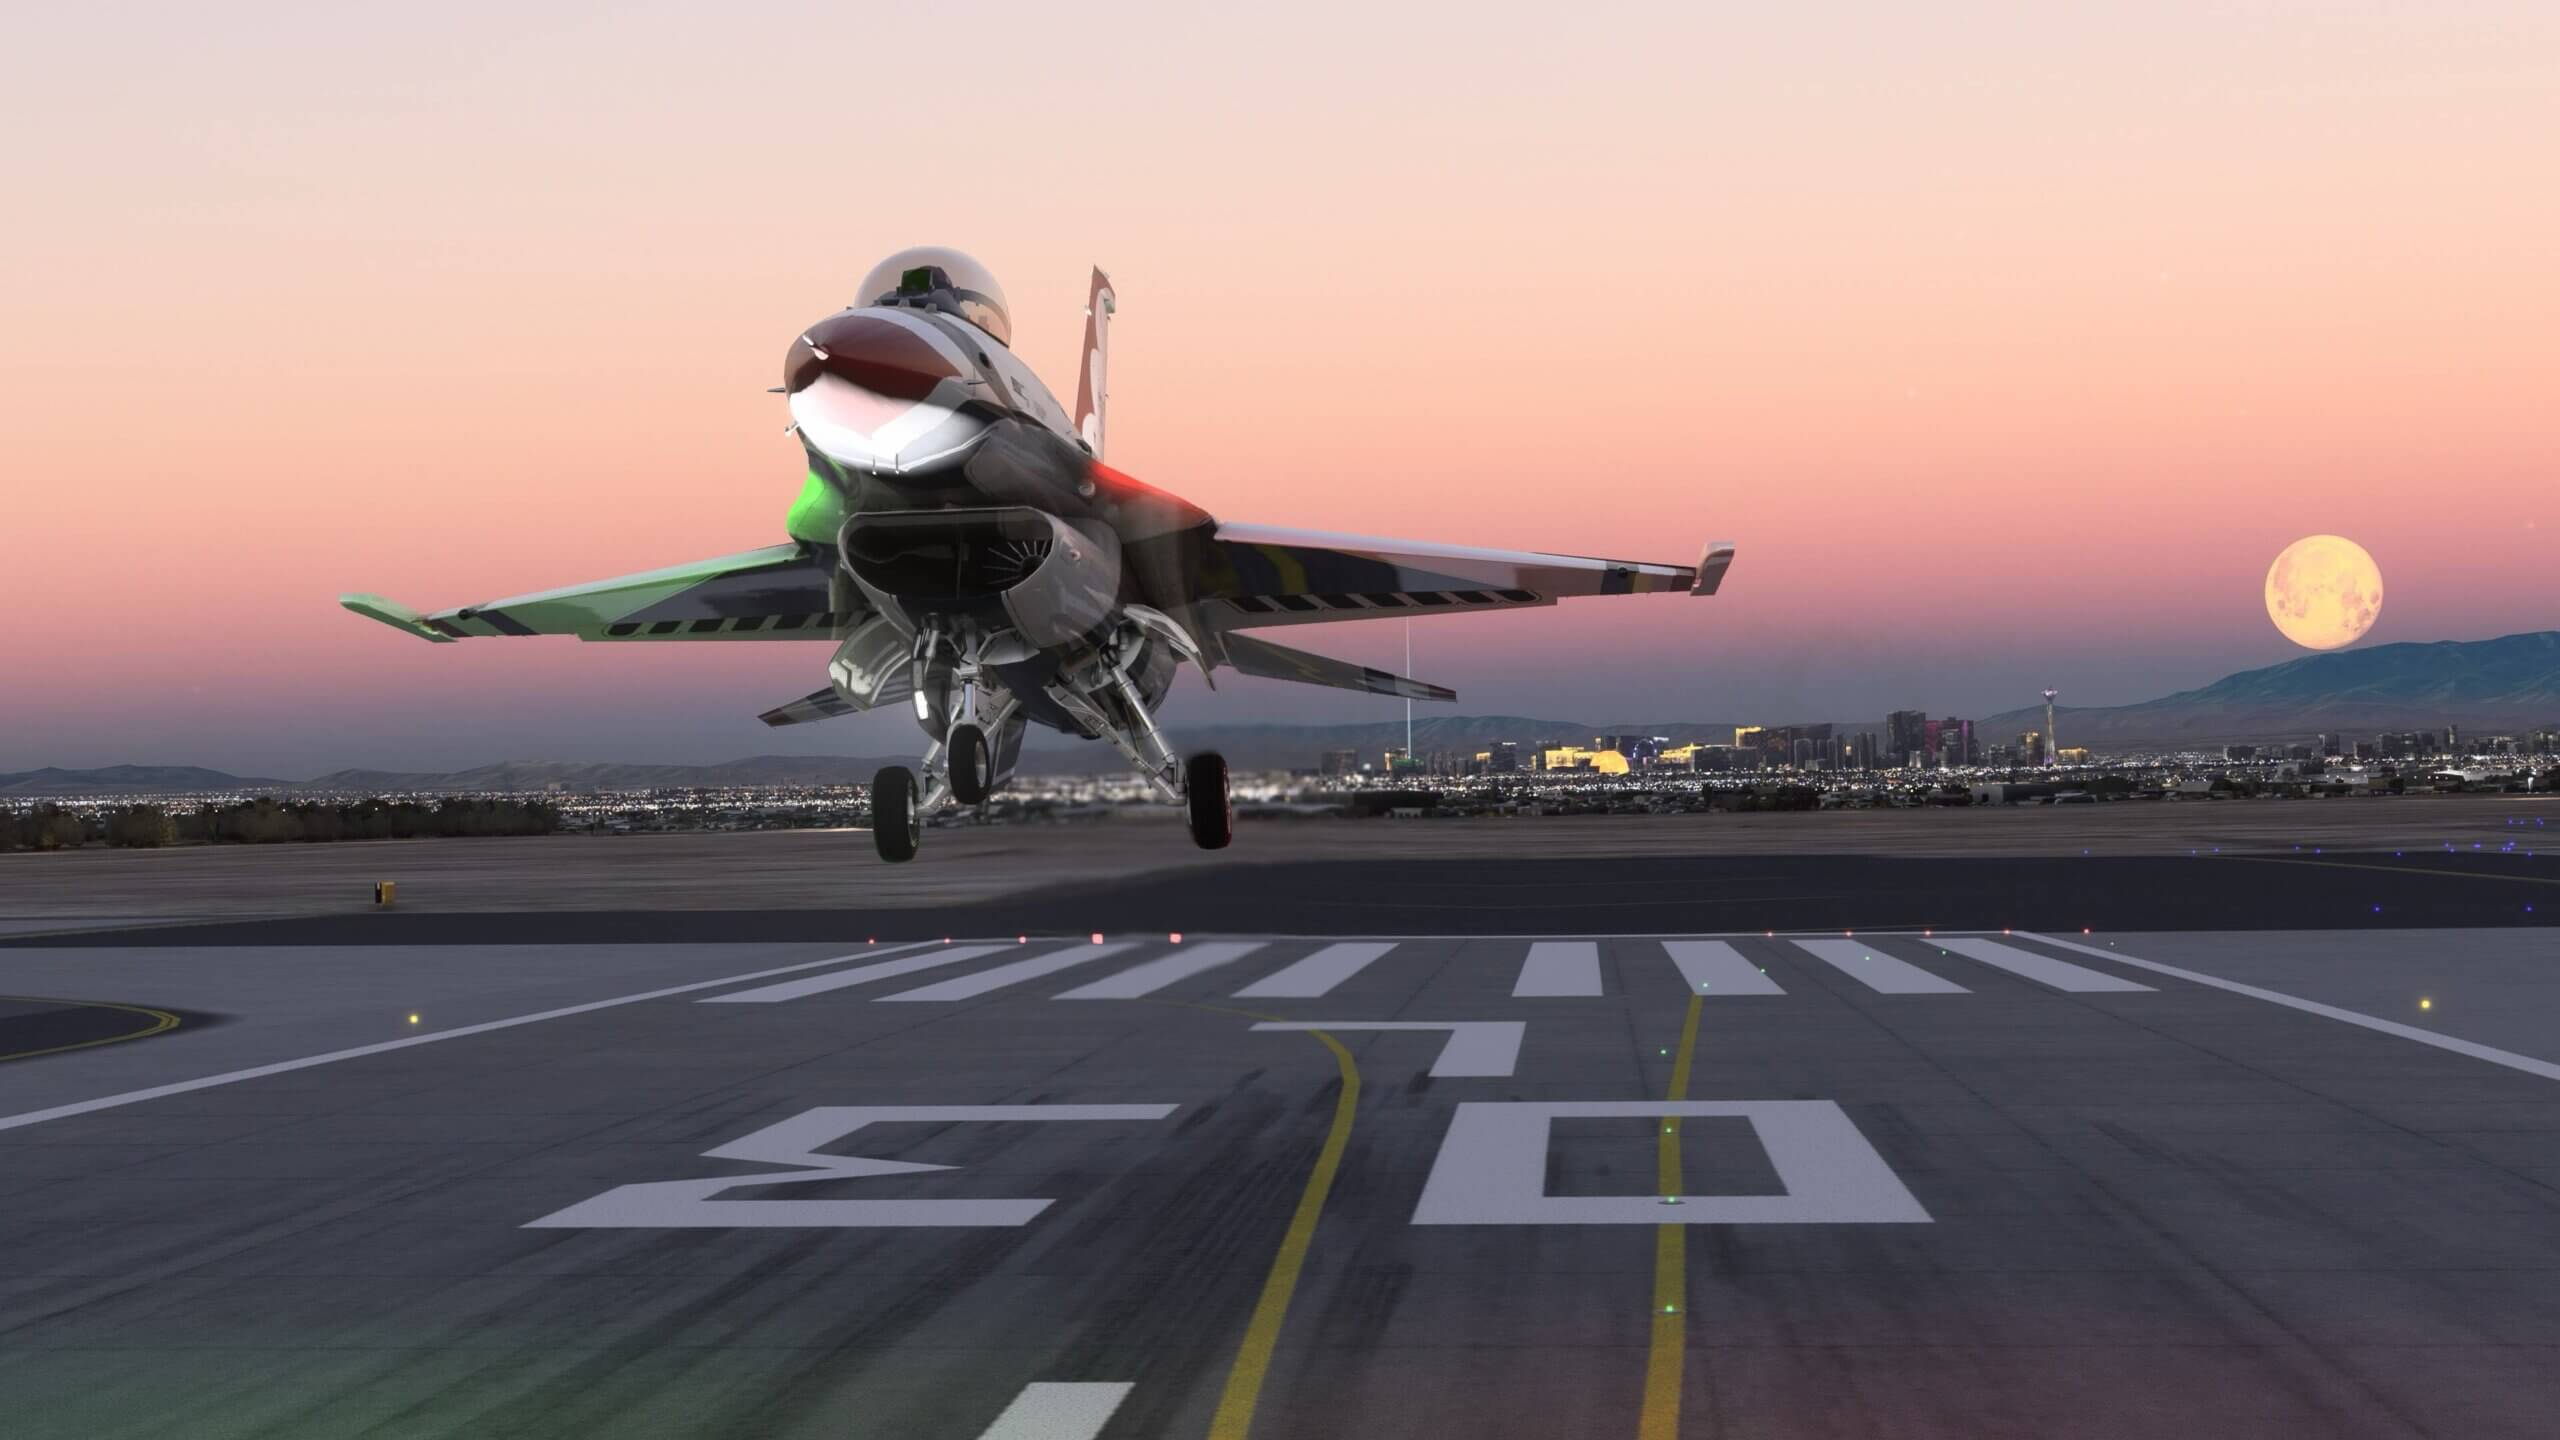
[340,543,853,643]
[1193,524,1734,631]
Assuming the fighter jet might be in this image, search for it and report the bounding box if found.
[344,248,1736,862]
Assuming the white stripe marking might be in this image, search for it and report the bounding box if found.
[1934,936,2153,993]
[0,941,947,1135]
[1233,941,1397,998]
[1513,940,1603,997]
[699,944,1011,1003]
[1793,938,1968,994]
[1055,942,1267,1000]
[2025,932,2560,1083]
[875,942,1140,1002]
[1663,940,1785,996]
[975,1382,1133,1440]
[1251,1020,1525,1077]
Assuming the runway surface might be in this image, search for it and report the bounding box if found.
[5,907,2560,1437]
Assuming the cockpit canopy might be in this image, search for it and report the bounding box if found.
[854,247,1011,347]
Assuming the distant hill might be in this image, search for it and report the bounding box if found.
[1983,631,2560,747]
[15,632,2555,790]
[0,765,288,796]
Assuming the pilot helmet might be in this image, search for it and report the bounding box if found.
[855,246,1011,347]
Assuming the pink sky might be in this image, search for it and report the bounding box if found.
[3,3,2554,772]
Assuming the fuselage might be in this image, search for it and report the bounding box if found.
[780,299,1208,746]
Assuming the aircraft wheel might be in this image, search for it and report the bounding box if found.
[947,723,991,805]
[1185,751,1232,850]
[871,766,920,863]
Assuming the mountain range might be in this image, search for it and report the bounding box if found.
[8,631,2555,793]
[1982,630,2560,748]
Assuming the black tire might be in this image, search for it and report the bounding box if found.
[871,766,920,863]
[1185,751,1232,850]
[947,723,990,805]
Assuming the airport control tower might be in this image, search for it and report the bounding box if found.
[2043,689,2059,765]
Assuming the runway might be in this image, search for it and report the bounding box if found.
[5,913,2559,1437]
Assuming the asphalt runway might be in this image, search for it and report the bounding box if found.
[5,876,2560,1438]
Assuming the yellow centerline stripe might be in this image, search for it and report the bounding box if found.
[1639,991,1707,1440]
[0,995,181,1064]
[2227,854,2560,888]
[1206,1021,1361,1440]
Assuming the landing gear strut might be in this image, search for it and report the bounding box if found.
[1185,751,1231,850]
[871,765,921,863]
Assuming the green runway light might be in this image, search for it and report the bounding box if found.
[1662,1303,1679,1313]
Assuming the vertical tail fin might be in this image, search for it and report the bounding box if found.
[1073,266,1115,458]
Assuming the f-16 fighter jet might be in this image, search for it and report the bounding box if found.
[344,248,1737,862]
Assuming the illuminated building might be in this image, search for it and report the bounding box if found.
[2055,747,2092,764]
[1885,710,1928,767]
[2018,729,2045,766]
[1732,726,1763,751]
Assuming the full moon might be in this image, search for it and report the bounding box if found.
[2264,534,2383,650]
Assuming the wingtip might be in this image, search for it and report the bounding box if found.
[340,593,456,643]
[1690,541,1737,596]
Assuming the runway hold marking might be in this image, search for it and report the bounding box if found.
[0,940,948,1135]
[875,942,1141,1002]
[1411,1101,1932,1226]
[1661,940,1785,996]
[1792,938,1969,995]
[1056,942,1268,1000]
[1932,936,2153,993]
[2026,932,2560,1084]
[523,1104,1177,1229]
[697,944,1012,1004]
[1250,1020,1525,1077]
[1232,942,1397,999]
[1513,941,1603,997]
[975,1383,1133,1440]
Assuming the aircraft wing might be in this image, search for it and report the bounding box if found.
[1191,524,1733,631]
[1221,631,1456,703]
[340,543,855,643]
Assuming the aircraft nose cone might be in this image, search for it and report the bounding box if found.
[784,312,965,400]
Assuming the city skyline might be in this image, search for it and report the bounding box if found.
[5,4,2556,773]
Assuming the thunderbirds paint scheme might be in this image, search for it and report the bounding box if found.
[344,248,1736,860]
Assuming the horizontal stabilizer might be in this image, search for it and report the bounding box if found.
[1221,632,1456,703]
[759,687,860,728]
[340,594,457,644]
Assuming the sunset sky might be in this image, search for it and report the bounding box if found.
[4,2,2554,773]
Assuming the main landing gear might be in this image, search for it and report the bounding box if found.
[870,765,921,864]
[1185,751,1231,850]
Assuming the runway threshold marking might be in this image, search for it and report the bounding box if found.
[1931,937,2153,993]
[2025,932,2560,1084]
[1200,1007,1362,1440]
[1056,941,1267,1000]
[1640,991,1707,1440]
[875,942,1141,1002]
[975,1382,1132,1439]
[1791,938,1969,994]
[1233,942,1396,999]
[0,940,946,1135]
[697,943,1011,1004]
[1514,941,1604,997]
[0,995,181,1064]
[1662,940,1784,996]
